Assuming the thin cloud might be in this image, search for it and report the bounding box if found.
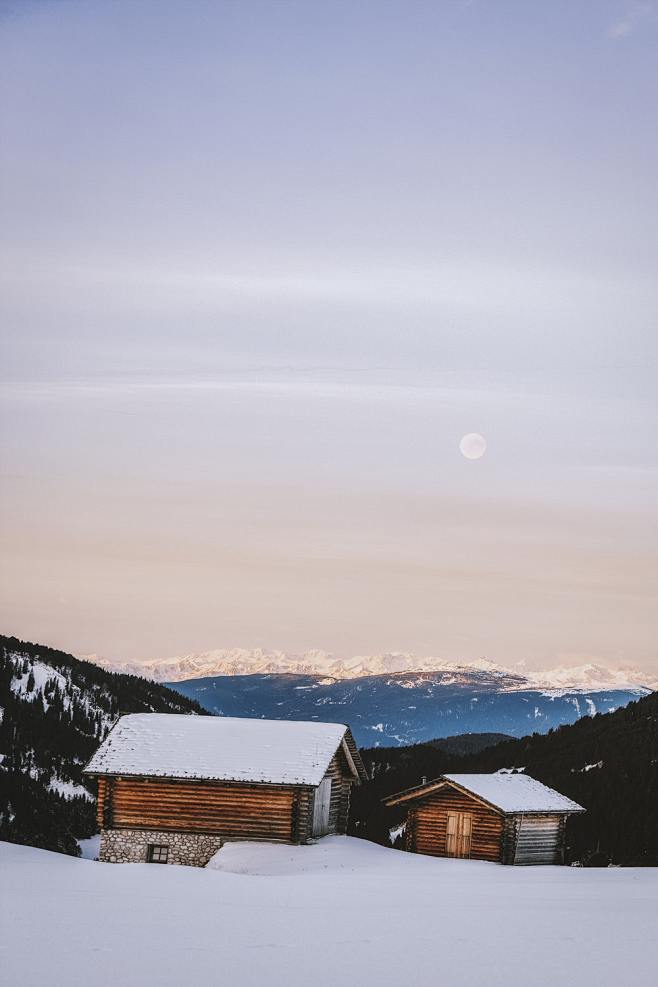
[608,2,655,39]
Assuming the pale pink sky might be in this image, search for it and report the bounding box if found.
[1,1,657,669]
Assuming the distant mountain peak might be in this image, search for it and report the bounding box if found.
[86,649,658,692]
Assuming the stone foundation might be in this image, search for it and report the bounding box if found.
[99,828,224,867]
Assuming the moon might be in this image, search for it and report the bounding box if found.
[459,433,487,460]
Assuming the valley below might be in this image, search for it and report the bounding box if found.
[169,671,645,747]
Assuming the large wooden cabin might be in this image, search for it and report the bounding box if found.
[384,773,584,865]
[84,713,367,866]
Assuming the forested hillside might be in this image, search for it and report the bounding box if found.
[425,732,511,756]
[0,635,205,856]
[350,689,658,865]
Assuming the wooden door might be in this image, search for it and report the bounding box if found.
[312,777,332,836]
[446,811,472,857]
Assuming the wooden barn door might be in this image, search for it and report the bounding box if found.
[446,811,472,857]
[312,777,332,836]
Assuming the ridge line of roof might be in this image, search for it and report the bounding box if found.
[83,712,367,786]
[383,772,585,813]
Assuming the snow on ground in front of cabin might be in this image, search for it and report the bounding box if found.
[1,837,657,987]
[77,834,101,860]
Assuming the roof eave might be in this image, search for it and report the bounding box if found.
[383,778,459,807]
[383,776,585,814]
[82,770,317,788]
[512,806,586,815]
[382,778,504,816]
[342,728,369,784]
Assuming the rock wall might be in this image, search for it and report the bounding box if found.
[99,828,223,867]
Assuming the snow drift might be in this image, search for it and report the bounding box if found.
[1,836,656,987]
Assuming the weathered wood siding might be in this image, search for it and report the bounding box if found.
[326,750,352,835]
[298,749,355,842]
[501,814,517,864]
[294,787,314,843]
[336,774,352,834]
[96,776,109,830]
[405,787,504,862]
[100,777,299,842]
[507,814,565,865]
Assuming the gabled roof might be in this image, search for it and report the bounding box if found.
[384,772,585,814]
[84,713,367,787]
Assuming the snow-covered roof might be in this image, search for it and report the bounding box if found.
[443,774,584,813]
[386,772,585,813]
[84,713,361,787]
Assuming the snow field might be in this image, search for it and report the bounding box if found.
[1,836,656,987]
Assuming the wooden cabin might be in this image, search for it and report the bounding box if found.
[84,713,367,866]
[384,773,585,865]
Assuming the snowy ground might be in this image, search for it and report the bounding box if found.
[1,837,656,987]
[77,834,101,860]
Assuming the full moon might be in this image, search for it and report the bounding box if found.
[459,433,487,460]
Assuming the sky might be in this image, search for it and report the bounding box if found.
[0,0,657,669]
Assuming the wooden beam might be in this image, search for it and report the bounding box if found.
[340,738,360,781]
[385,778,505,815]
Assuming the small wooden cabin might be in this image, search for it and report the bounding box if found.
[84,713,367,866]
[384,773,585,865]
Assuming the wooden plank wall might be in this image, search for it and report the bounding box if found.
[94,742,358,846]
[336,776,352,834]
[326,752,347,835]
[293,788,313,843]
[405,788,504,862]
[511,814,564,865]
[96,776,110,829]
[102,777,298,842]
[501,815,518,864]
[294,749,354,842]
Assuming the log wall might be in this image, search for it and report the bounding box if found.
[326,750,353,835]
[96,776,109,830]
[100,776,299,842]
[405,787,504,862]
[95,755,356,847]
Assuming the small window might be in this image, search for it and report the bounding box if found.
[147,844,169,864]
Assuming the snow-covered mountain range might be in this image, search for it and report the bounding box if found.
[87,648,658,693]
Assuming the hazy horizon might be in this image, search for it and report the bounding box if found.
[85,644,657,680]
[1,1,657,670]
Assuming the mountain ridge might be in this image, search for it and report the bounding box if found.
[87,648,658,693]
[170,670,647,747]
